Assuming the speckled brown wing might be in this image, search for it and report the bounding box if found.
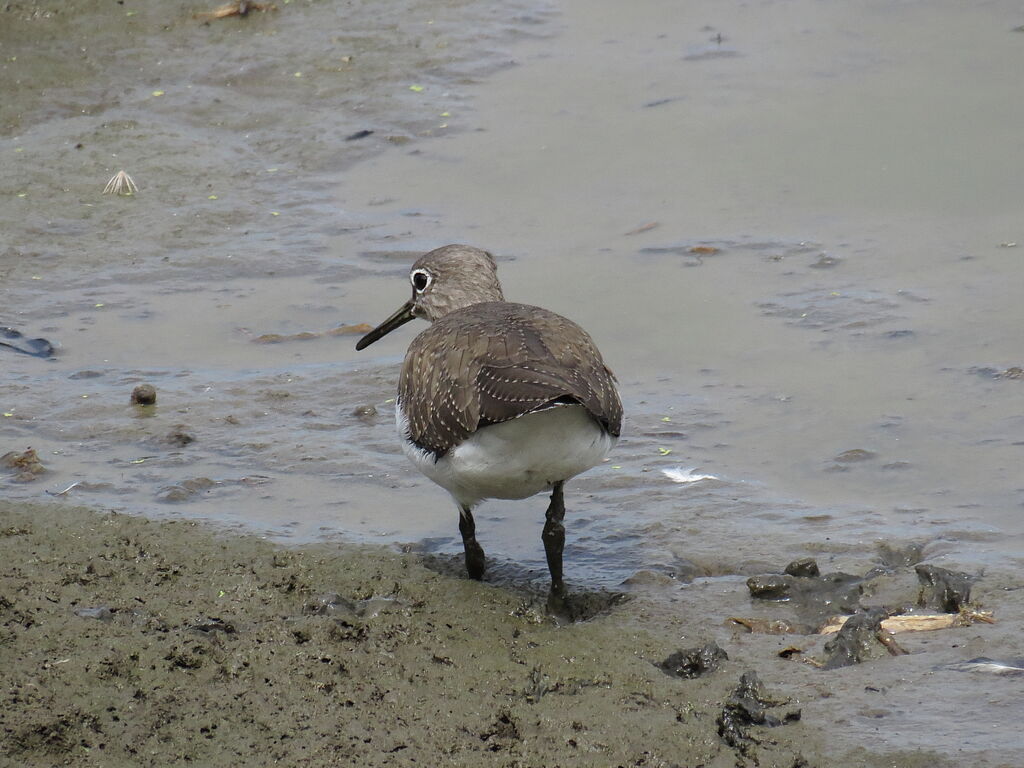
[398,302,622,457]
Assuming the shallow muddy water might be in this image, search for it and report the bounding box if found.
[3,1,1024,764]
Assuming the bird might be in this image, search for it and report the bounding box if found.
[356,244,622,611]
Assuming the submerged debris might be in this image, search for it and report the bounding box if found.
[2,448,47,482]
[809,253,841,269]
[165,426,195,447]
[251,323,374,344]
[0,327,55,358]
[158,477,216,502]
[656,642,728,679]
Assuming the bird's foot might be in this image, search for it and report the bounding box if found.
[464,539,486,580]
[545,579,571,621]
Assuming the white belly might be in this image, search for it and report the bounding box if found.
[397,403,615,509]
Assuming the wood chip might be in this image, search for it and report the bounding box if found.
[624,222,659,236]
[817,610,994,635]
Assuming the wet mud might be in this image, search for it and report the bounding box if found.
[2,501,829,768]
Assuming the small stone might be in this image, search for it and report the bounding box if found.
[784,558,820,578]
[131,384,157,405]
[352,404,378,423]
[746,574,794,599]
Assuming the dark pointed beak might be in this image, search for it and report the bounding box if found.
[355,300,416,350]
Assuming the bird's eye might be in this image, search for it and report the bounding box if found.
[411,269,431,292]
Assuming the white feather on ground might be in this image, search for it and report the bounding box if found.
[662,466,718,484]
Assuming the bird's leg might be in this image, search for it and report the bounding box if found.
[458,505,486,580]
[542,481,568,606]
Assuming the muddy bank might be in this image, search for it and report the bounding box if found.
[0,500,956,768]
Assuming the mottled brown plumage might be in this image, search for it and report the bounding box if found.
[400,301,622,457]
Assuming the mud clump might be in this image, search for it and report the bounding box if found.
[822,608,889,669]
[877,541,927,568]
[157,477,215,502]
[746,558,863,621]
[657,642,729,679]
[915,564,973,612]
[164,425,195,446]
[784,557,820,578]
[717,671,801,759]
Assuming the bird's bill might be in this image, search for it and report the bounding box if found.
[355,300,416,350]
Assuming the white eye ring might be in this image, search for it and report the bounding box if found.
[411,269,432,293]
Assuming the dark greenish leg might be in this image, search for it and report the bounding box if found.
[542,481,568,611]
[459,506,486,580]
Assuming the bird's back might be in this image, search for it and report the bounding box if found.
[399,302,622,457]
